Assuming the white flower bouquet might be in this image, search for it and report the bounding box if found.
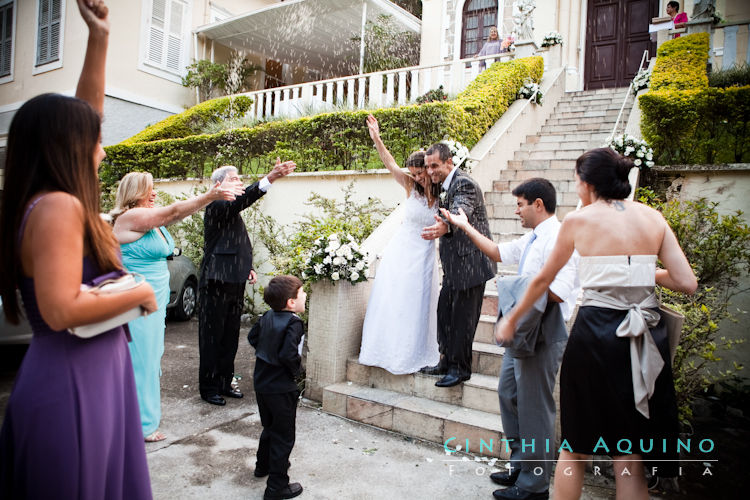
[631,68,651,96]
[541,31,563,48]
[517,80,543,105]
[603,133,655,169]
[302,233,369,284]
[441,139,476,171]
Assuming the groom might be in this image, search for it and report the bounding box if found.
[421,142,495,387]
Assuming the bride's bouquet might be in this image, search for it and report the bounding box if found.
[303,233,369,284]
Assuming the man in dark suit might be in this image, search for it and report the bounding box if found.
[420,142,495,387]
[199,159,296,406]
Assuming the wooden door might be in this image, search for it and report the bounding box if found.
[584,0,656,89]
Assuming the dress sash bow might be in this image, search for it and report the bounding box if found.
[581,289,663,418]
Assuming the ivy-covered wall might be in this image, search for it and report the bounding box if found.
[101,56,544,187]
[640,33,750,164]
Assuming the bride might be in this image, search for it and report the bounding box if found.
[358,115,441,374]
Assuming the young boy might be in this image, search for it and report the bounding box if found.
[248,275,306,500]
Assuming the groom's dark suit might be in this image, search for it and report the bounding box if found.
[437,169,496,378]
[198,181,265,399]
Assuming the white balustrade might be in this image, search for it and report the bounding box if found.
[237,52,514,120]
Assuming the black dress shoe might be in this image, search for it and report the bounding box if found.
[201,394,226,406]
[492,485,548,500]
[435,373,470,387]
[221,387,243,398]
[490,469,520,486]
[264,482,303,500]
[420,364,448,376]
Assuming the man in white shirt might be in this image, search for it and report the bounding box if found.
[441,178,579,500]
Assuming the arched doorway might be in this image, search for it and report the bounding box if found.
[460,0,499,59]
[584,0,658,89]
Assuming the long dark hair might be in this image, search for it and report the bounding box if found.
[404,151,440,203]
[0,93,121,323]
[575,147,633,201]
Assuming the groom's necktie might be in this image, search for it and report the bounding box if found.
[517,232,538,275]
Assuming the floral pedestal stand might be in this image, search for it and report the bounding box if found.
[305,279,372,401]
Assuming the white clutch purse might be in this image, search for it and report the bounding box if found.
[69,273,146,339]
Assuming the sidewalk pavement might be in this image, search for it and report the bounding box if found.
[148,319,619,499]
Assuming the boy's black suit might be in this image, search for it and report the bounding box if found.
[248,310,304,491]
[198,181,265,399]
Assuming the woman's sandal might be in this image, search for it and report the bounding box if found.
[144,430,167,443]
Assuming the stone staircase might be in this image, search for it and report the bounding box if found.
[321,87,632,458]
[486,87,632,246]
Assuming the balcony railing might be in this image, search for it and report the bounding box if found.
[237,52,515,120]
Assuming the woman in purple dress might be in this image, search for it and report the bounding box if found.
[0,1,157,498]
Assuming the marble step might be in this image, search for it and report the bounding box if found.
[346,358,503,413]
[322,383,508,458]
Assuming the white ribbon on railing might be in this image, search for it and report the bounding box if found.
[581,289,664,419]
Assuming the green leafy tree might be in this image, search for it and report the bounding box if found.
[182,60,227,102]
[350,14,420,73]
[638,188,750,424]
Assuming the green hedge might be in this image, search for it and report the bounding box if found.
[640,33,750,164]
[121,95,254,145]
[102,57,543,186]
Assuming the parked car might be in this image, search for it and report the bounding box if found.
[0,250,199,345]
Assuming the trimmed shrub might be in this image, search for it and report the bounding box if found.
[122,95,254,145]
[102,57,543,187]
[650,33,709,92]
[640,33,750,164]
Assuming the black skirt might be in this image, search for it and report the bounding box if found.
[560,305,680,477]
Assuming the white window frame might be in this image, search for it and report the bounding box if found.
[0,0,17,84]
[138,0,192,84]
[32,0,65,75]
[209,3,232,23]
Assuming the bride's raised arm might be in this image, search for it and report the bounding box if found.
[366,114,410,191]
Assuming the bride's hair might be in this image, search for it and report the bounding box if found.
[404,151,440,201]
[575,147,633,200]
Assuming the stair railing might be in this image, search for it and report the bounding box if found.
[610,49,650,138]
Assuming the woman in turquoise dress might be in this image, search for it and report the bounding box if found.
[111,172,242,441]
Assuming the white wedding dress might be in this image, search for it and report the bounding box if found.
[359,190,440,374]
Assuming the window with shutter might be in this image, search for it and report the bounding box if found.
[143,0,188,78]
[0,1,14,79]
[461,0,498,59]
[36,0,62,66]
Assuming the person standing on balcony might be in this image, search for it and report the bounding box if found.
[476,26,513,70]
[358,115,440,375]
[441,178,580,500]
[666,1,688,38]
[198,160,295,407]
[420,143,495,388]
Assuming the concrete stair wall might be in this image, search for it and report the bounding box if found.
[321,87,632,456]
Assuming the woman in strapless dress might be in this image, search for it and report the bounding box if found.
[496,148,697,500]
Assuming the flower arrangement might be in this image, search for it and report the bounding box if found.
[631,68,651,96]
[517,80,543,105]
[302,233,369,284]
[540,31,563,48]
[604,133,655,169]
[441,139,476,171]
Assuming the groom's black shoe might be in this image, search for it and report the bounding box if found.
[435,373,470,387]
[420,364,448,376]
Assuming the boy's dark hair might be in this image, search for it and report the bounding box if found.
[264,275,304,312]
[511,178,557,214]
[667,1,680,11]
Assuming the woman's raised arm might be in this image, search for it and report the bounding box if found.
[75,0,110,114]
[367,115,409,190]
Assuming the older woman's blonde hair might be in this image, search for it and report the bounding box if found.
[109,171,154,222]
